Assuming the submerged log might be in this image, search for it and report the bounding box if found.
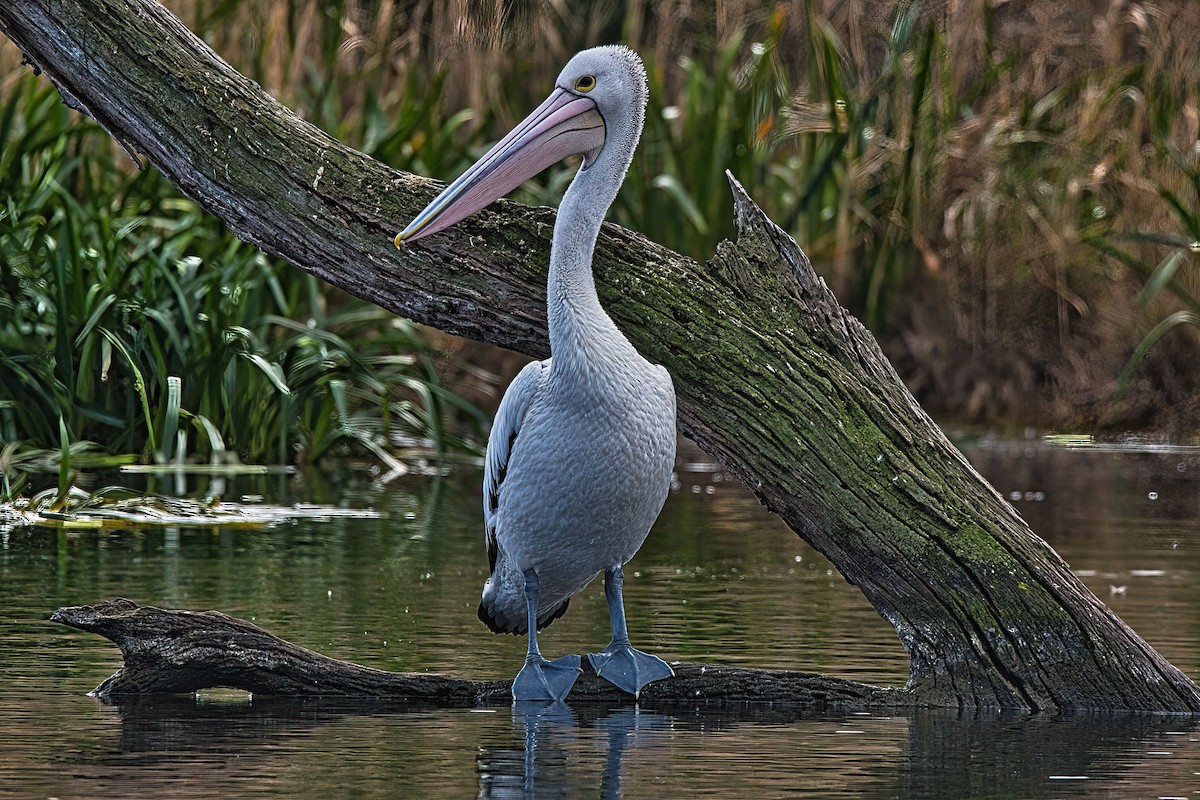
[5,0,1199,711]
[54,599,892,707]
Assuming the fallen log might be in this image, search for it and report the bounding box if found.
[4,0,1198,710]
[54,599,895,707]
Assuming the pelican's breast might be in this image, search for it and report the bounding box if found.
[494,355,675,600]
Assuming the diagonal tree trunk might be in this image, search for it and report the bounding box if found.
[3,0,1197,711]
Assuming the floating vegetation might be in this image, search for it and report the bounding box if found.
[1042,434,1097,448]
[0,485,379,532]
[1043,433,1200,455]
[118,464,285,475]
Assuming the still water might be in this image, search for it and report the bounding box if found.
[2,436,1198,798]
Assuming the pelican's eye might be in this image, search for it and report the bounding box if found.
[574,75,597,93]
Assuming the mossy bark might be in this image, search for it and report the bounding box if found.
[4,0,1198,711]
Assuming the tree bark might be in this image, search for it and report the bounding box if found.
[5,0,1198,711]
[53,599,894,706]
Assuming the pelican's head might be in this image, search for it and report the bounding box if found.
[395,45,647,246]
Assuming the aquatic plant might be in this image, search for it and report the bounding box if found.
[1094,157,1200,399]
[0,74,486,490]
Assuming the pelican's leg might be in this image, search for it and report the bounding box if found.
[587,565,674,697]
[511,568,581,702]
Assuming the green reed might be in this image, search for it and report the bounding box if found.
[1093,152,1200,398]
[0,75,486,490]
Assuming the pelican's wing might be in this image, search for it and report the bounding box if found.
[483,358,551,570]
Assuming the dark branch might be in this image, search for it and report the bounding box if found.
[53,599,899,708]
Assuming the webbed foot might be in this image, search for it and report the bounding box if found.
[511,654,582,702]
[587,644,674,697]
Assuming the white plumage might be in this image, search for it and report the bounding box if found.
[398,45,676,701]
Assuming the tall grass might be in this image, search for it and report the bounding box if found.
[0,75,486,487]
[1093,141,1200,399]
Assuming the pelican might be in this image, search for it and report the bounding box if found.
[396,45,675,702]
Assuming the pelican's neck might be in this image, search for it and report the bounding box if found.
[547,149,632,372]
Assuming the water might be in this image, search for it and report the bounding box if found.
[2,436,1198,798]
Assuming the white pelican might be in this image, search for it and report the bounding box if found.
[396,45,675,701]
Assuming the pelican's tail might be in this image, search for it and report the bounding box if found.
[478,583,570,635]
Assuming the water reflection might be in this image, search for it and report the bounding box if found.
[479,703,671,799]
[478,702,576,799]
[491,703,1200,799]
[57,696,1200,799]
[3,437,1200,797]
[904,709,1200,798]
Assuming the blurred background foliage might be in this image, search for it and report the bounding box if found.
[1,0,1198,483]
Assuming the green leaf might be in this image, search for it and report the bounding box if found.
[1116,310,1200,399]
[159,376,182,464]
[241,353,292,396]
[1138,250,1184,306]
[56,415,71,502]
[73,292,119,347]
[98,327,157,452]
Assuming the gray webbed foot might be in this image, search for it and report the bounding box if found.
[512,654,582,702]
[587,644,674,697]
